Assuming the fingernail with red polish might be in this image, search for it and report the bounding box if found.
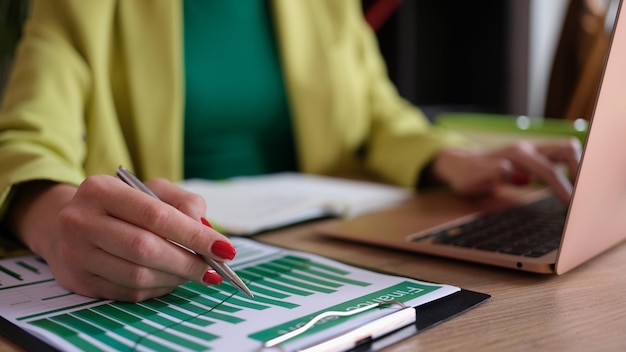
[211,240,236,260]
[201,217,213,229]
[202,270,223,285]
[511,171,531,186]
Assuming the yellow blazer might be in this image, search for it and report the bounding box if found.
[0,0,465,211]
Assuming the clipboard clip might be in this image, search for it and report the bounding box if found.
[263,300,410,350]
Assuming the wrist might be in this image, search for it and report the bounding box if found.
[431,148,475,186]
[7,181,76,256]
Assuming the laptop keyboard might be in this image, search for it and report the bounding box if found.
[418,196,568,257]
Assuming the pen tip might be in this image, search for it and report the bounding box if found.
[241,287,254,298]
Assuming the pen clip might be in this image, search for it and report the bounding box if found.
[262,300,408,349]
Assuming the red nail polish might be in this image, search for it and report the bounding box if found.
[201,217,213,229]
[202,270,223,285]
[511,171,531,186]
[211,240,236,260]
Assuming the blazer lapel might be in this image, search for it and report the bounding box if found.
[115,1,183,181]
[270,0,338,174]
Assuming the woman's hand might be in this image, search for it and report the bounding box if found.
[11,175,235,302]
[431,138,582,202]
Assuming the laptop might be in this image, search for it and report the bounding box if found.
[318,0,626,275]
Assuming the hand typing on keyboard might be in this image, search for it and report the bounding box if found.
[428,138,582,203]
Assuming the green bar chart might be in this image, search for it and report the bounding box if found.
[1,238,458,352]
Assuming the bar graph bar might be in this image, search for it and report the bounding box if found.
[42,292,75,301]
[92,303,214,351]
[250,265,338,293]
[51,314,135,351]
[241,267,315,296]
[74,308,178,349]
[185,283,273,310]
[261,262,343,288]
[275,256,371,286]
[0,264,22,281]
[0,255,50,289]
[173,286,241,313]
[16,260,40,274]
[155,296,244,324]
[29,318,108,351]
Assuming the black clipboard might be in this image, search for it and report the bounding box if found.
[349,288,489,351]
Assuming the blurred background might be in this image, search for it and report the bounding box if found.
[0,0,619,124]
[364,0,619,122]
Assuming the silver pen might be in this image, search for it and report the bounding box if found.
[115,165,254,298]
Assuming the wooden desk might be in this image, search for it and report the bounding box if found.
[258,221,626,351]
[2,189,626,351]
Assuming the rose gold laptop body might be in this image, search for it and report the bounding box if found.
[319,1,626,274]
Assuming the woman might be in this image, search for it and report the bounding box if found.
[0,0,580,301]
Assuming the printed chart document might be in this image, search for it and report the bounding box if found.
[179,173,412,235]
[0,238,487,352]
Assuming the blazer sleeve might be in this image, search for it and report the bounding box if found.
[349,2,470,187]
[0,0,98,218]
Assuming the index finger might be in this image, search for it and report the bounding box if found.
[536,138,582,184]
[145,177,207,221]
[111,180,236,262]
[493,143,573,202]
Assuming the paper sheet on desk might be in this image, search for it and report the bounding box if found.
[179,173,412,235]
[0,237,460,352]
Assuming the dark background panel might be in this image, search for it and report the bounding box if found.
[366,0,529,119]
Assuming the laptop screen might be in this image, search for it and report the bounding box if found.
[556,0,626,273]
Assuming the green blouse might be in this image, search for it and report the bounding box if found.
[183,0,297,179]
